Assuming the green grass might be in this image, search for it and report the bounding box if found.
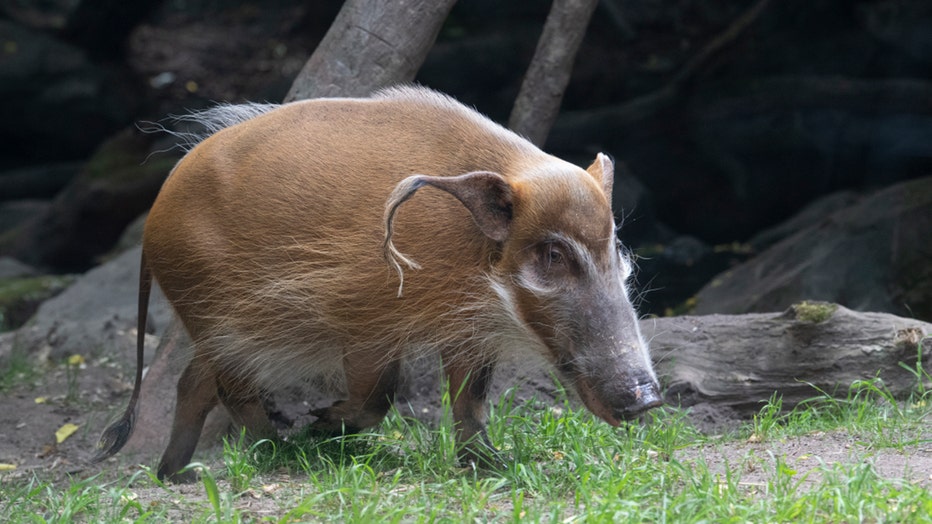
[2,365,931,523]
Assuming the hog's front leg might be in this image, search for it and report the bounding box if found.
[443,357,502,467]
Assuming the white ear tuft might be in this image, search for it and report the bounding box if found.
[586,153,615,201]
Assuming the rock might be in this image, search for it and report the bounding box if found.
[610,161,672,248]
[857,0,932,67]
[0,257,40,331]
[694,176,932,320]
[549,76,932,242]
[0,272,76,332]
[109,212,148,256]
[7,246,171,363]
[0,129,179,271]
[60,0,164,60]
[684,77,932,238]
[633,235,753,316]
[0,0,72,31]
[748,190,860,251]
[0,163,82,202]
[0,200,50,236]
[0,20,137,167]
[418,32,536,120]
[0,257,37,279]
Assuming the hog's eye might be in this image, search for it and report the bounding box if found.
[539,241,576,274]
[547,244,565,267]
[522,239,580,290]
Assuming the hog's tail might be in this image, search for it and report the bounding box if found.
[91,250,153,463]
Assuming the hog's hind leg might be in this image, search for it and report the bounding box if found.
[216,369,278,441]
[158,354,219,483]
[311,355,400,434]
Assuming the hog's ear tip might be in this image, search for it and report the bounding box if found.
[586,154,615,199]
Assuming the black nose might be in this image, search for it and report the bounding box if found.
[617,381,663,420]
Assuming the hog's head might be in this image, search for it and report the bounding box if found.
[384,153,662,423]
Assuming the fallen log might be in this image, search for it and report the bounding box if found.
[644,302,932,416]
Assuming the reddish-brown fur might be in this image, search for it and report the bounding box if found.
[93,87,661,481]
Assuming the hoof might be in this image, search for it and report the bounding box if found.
[458,434,508,470]
[157,463,199,484]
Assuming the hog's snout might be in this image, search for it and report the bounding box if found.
[575,372,663,426]
[614,380,664,421]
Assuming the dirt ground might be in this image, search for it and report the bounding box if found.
[1,348,930,497]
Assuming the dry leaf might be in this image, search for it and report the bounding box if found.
[55,423,80,443]
[34,397,48,404]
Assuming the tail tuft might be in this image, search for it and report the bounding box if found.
[90,411,136,463]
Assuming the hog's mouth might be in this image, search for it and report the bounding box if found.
[575,376,622,426]
[572,375,664,426]
[555,356,623,424]
[558,356,663,427]
[553,349,663,425]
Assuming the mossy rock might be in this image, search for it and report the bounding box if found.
[0,275,76,332]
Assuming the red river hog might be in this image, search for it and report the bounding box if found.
[93,86,662,481]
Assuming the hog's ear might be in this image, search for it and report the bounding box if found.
[383,171,513,296]
[586,153,615,203]
[385,171,513,243]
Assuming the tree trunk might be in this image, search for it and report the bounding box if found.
[284,0,458,102]
[643,302,932,416]
[507,0,599,148]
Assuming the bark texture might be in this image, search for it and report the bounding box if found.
[508,0,599,147]
[284,0,458,102]
[644,302,932,415]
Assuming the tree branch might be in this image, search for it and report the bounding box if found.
[508,0,599,147]
[285,0,458,102]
